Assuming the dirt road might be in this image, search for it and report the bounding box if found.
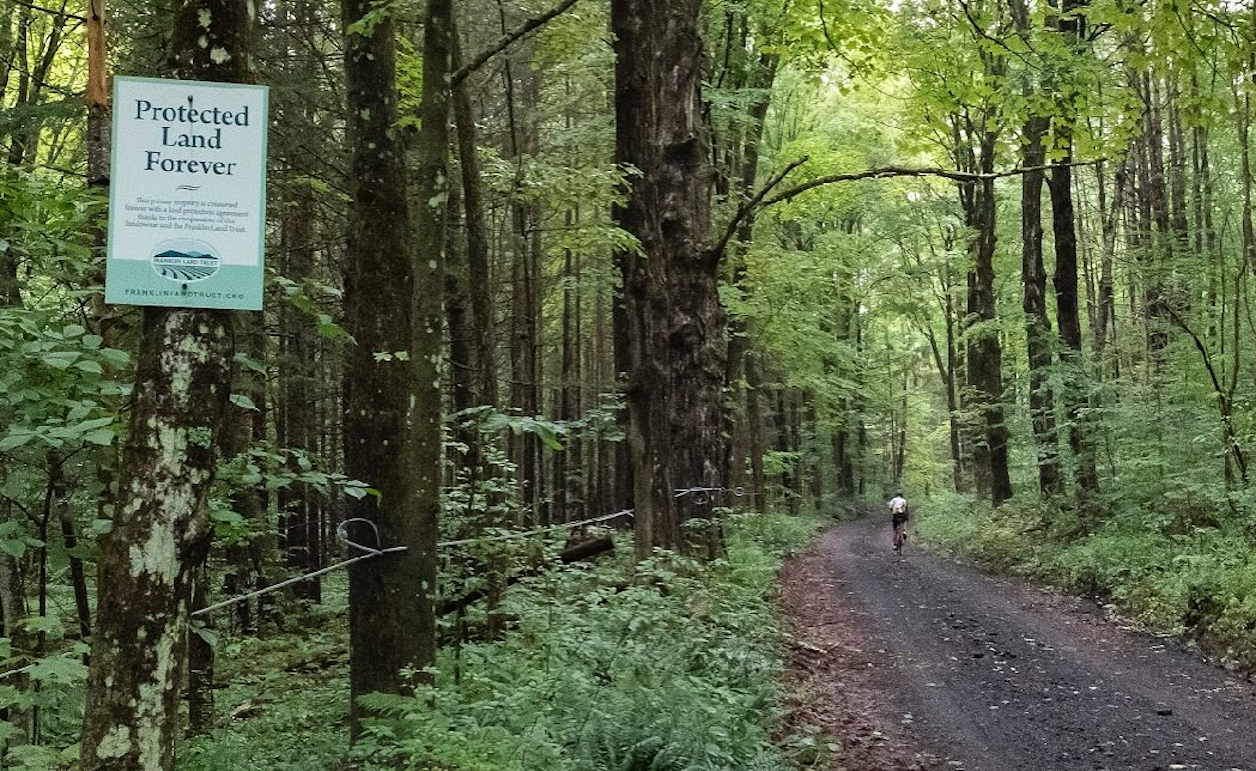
[779,519,1256,771]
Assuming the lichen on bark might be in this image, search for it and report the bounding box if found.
[78,4,249,765]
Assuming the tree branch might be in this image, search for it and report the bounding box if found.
[954,0,1031,64]
[711,156,809,261]
[11,0,84,22]
[451,0,580,87]
[762,159,1102,207]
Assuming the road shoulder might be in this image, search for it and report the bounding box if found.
[777,526,942,771]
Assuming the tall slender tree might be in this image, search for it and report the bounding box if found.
[341,0,432,732]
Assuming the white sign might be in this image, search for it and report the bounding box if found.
[106,77,268,311]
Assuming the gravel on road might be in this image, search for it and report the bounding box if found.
[779,518,1256,771]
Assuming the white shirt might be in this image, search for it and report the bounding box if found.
[888,496,908,514]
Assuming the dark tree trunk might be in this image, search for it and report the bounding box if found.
[58,509,91,640]
[1139,72,1172,354]
[279,168,321,601]
[1021,115,1061,496]
[0,514,31,740]
[613,0,724,556]
[220,368,268,633]
[1050,151,1101,502]
[445,177,475,452]
[556,204,584,523]
[965,126,1012,505]
[187,565,214,735]
[1051,0,1100,503]
[398,0,450,690]
[944,270,965,492]
[452,22,498,409]
[342,0,441,734]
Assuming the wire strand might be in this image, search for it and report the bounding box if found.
[190,509,636,617]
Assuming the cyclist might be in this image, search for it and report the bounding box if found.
[888,491,909,552]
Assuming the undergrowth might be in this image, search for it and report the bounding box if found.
[916,491,1256,670]
[179,512,821,771]
[178,594,351,771]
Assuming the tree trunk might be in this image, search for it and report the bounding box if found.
[342,0,436,734]
[397,0,450,689]
[613,0,724,555]
[78,3,244,769]
[451,22,498,409]
[723,52,778,505]
[1051,0,1100,503]
[500,31,543,526]
[279,163,321,601]
[0,485,31,744]
[944,269,964,492]
[186,565,214,735]
[1021,115,1061,496]
[966,126,1012,505]
[79,309,234,771]
[445,175,475,454]
[1094,158,1123,365]
[1050,148,1100,502]
[745,350,768,512]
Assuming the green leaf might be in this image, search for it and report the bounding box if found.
[74,359,103,374]
[98,348,130,366]
[234,351,267,374]
[26,654,86,684]
[82,429,114,446]
[211,509,244,525]
[191,623,219,648]
[230,393,259,411]
[0,539,25,558]
[0,432,35,452]
[40,351,77,369]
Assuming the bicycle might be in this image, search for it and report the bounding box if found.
[892,518,908,554]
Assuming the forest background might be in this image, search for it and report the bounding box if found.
[3,0,1256,768]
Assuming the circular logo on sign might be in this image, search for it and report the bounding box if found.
[150,239,221,283]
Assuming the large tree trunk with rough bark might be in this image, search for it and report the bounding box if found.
[341,0,441,735]
[397,0,449,693]
[79,307,233,771]
[78,3,244,769]
[613,0,725,557]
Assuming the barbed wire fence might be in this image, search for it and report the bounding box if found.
[0,484,751,681]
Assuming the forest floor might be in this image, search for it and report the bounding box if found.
[778,517,1256,771]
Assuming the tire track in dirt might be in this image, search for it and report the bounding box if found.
[779,518,1256,771]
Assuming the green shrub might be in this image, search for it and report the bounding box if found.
[354,512,820,771]
[180,513,821,771]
